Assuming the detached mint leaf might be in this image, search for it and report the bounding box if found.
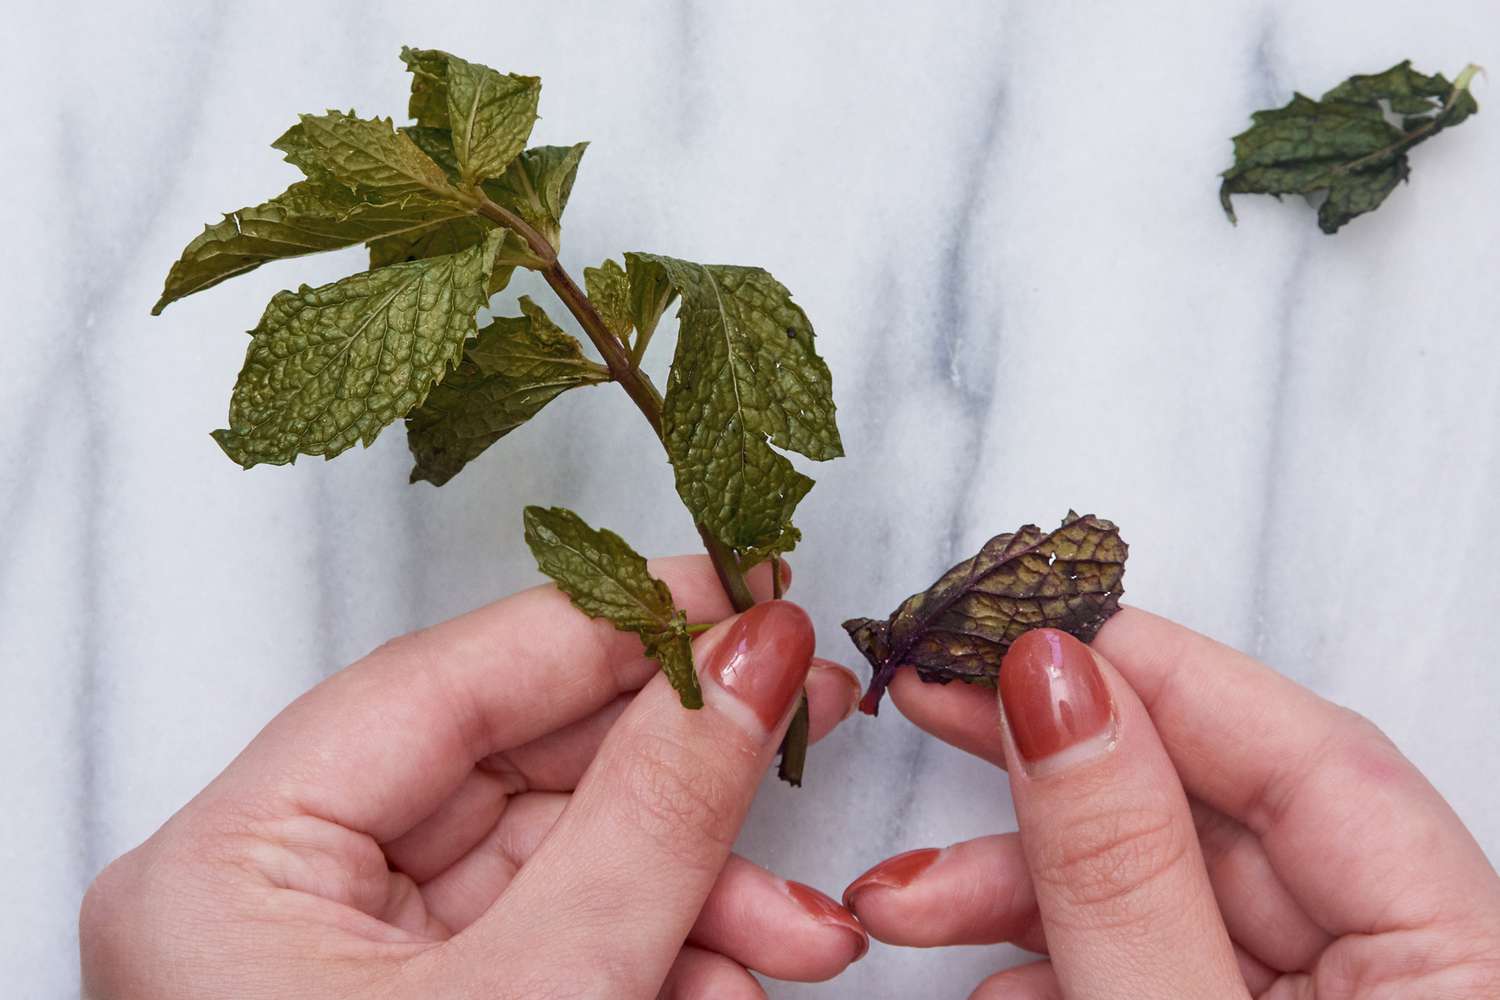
[844,513,1127,715]
[1220,60,1479,233]
[400,46,540,184]
[407,296,609,485]
[213,231,504,468]
[523,505,702,708]
[583,258,633,343]
[625,253,842,555]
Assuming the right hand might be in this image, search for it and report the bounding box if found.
[845,609,1500,998]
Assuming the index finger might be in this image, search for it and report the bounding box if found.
[200,557,783,842]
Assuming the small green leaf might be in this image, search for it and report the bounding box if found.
[400,46,540,184]
[407,297,609,485]
[278,111,463,206]
[154,178,472,314]
[583,258,634,343]
[400,47,454,129]
[523,505,702,708]
[844,513,1127,715]
[1220,60,1479,233]
[625,253,842,555]
[213,231,504,468]
[365,141,584,280]
[483,143,588,248]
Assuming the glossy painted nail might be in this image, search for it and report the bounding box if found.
[811,659,863,722]
[786,881,870,962]
[841,848,942,910]
[701,600,814,732]
[1000,628,1115,771]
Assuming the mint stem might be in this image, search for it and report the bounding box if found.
[477,191,810,779]
[474,196,806,779]
[473,197,759,613]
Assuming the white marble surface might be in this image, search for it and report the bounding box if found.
[5,1,1499,996]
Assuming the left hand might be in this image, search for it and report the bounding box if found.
[80,556,867,999]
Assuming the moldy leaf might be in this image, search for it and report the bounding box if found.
[845,513,1127,715]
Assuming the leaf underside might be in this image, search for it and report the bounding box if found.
[523,506,702,708]
[844,513,1127,715]
[626,253,842,558]
[406,297,609,486]
[1220,60,1479,233]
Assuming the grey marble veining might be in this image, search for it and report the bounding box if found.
[4,2,1498,997]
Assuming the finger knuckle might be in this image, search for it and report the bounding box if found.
[79,854,149,985]
[616,732,739,867]
[1031,806,1189,915]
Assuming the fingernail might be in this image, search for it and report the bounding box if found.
[841,848,942,910]
[811,660,863,722]
[999,629,1116,774]
[702,601,814,733]
[786,881,869,962]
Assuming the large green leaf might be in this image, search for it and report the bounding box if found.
[407,297,609,485]
[212,232,504,468]
[523,505,702,708]
[153,178,471,314]
[154,112,475,314]
[1220,61,1479,233]
[625,253,842,555]
[277,111,462,206]
[400,46,540,184]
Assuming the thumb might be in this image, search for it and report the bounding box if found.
[453,600,815,995]
[998,628,1249,999]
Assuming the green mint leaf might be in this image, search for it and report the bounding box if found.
[366,141,584,280]
[153,177,473,314]
[400,125,462,176]
[523,505,702,708]
[1220,60,1479,233]
[277,111,463,206]
[625,253,843,554]
[400,47,540,185]
[483,143,588,249]
[212,231,504,468]
[400,47,453,129]
[583,258,634,343]
[844,513,1127,715]
[407,296,609,485]
[625,256,678,344]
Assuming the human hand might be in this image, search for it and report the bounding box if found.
[80,558,868,999]
[843,609,1500,998]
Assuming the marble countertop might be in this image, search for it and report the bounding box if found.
[5,1,1498,996]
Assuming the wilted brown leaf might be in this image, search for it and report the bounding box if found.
[844,512,1127,715]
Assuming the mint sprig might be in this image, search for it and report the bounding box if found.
[154,47,841,784]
